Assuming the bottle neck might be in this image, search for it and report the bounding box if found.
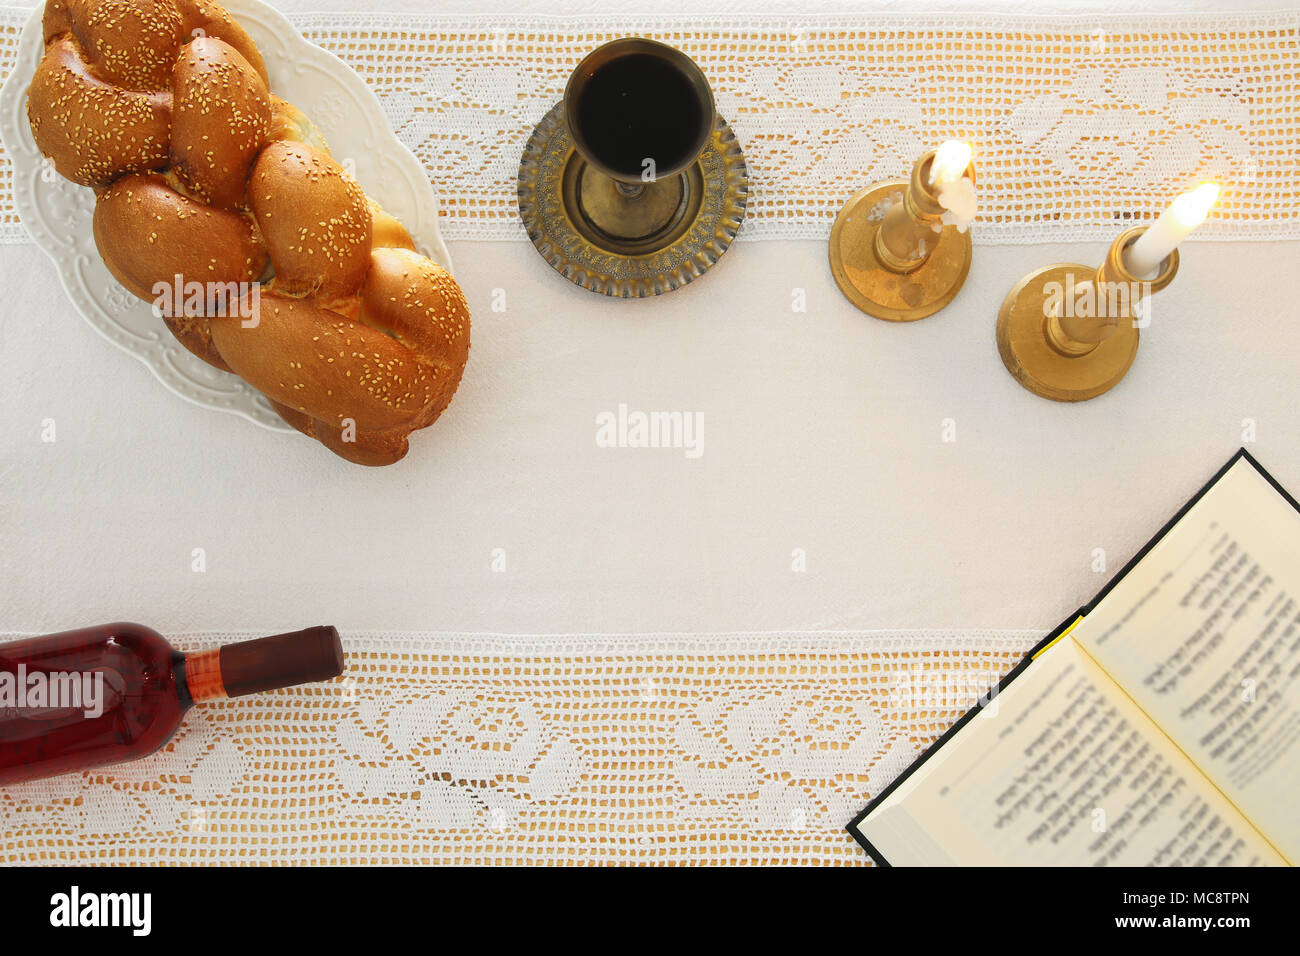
[178,649,228,704]
[171,628,343,704]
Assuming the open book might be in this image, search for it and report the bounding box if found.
[849,449,1300,866]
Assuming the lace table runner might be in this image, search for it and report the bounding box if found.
[1,630,1035,865]
[0,9,1297,243]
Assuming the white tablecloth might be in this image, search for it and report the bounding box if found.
[2,0,1298,865]
[4,233,1297,634]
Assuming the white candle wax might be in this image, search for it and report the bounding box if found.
[1123,183,1221,277]
[926,140,977,233]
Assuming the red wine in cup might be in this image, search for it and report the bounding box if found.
[573,53,708,180]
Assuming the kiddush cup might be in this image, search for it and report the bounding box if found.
[564,37,714,185]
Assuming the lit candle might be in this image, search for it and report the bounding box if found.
[1123,183,1221,277]
[927,140,976,232]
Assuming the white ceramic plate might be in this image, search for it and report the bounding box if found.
[0,0,452,431]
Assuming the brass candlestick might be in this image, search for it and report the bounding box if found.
[996,226,1179,402]
[828,149,975,321]
[517,37,748,298]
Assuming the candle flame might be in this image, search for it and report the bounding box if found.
[1171,182,1221,229]
[928,140,974,190]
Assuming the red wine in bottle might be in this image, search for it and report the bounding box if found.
[0,622,344,785]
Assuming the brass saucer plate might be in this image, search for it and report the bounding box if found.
[996,264,1139,403]
[828,182,972,322]
[517,102,749,298]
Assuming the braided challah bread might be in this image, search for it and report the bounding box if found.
[27,0,470,465]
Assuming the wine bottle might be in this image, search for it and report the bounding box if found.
[0,622,344,785]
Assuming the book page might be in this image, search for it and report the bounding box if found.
[854,637,1285,866]
[1073,457,1300,862]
